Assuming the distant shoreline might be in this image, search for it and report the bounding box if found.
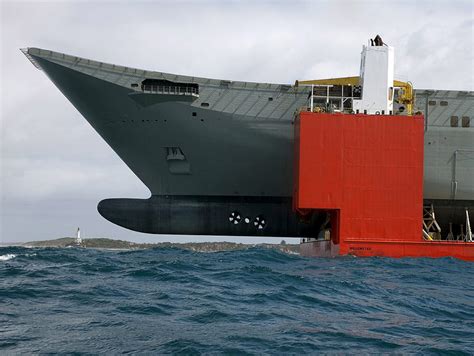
[0,243,25,247]
[2,238,300,254]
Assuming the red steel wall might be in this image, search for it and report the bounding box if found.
[294,112,425,244]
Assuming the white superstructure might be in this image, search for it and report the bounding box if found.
[353,36,395,115]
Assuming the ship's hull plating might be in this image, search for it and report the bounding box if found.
[98,196,323,236]
[27,48,474,237]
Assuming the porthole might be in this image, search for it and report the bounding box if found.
[229,211,241,225]
[268,97,273,101]
[192,112,197,117]
[201,103,209,107]
[253,215,266,230]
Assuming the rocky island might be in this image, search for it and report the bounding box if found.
[24,238,300,254]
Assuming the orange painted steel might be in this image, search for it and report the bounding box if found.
[294,112,474,261]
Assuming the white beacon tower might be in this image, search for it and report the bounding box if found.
[76,227,82,245]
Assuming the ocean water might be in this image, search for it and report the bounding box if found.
[1,246,473,354]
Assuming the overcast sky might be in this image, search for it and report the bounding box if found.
[1,0,473,244]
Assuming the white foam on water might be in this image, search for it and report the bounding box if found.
[0,254,16,261]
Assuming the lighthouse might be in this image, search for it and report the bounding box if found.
[76,227,82,246]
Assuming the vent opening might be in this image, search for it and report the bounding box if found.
[451,116,459,127]
[165,147,191,174]
[462,116,470,128]
[220,80,231,88]
[166,147,185,161]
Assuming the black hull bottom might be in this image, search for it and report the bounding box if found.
[98,195,473,238]
[97,195,322,237]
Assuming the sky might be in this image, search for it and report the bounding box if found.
[1,0,473,244]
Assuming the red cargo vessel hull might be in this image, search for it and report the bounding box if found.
[294,112,474,261]
[299,239,474,261]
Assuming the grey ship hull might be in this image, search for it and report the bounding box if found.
[24,48,474,237]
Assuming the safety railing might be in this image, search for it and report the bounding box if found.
[307,84,358,113]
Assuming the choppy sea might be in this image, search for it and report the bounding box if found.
[1,246,473,354]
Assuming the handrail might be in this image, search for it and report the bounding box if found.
[295,76,415,115]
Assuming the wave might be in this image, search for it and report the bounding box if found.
[0,254,16,261]
[1,245,473,354]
